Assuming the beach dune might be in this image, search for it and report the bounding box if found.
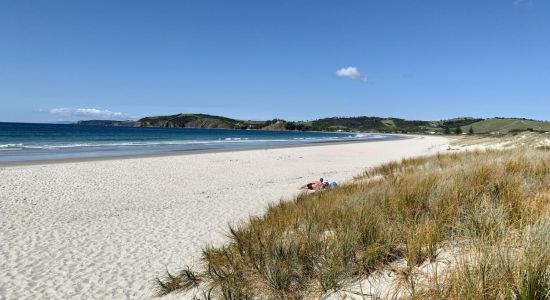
[0,136,448,299]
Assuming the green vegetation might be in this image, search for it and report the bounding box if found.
[156,147,550,299]
[134,114,483,133]
[460,118,550,134]
[137,113,262,129]
[78,114,550,135]
[297,116,437,133]
[137,114,296,130]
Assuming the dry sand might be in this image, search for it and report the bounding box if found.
[0,135,449,299]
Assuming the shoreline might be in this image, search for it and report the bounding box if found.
[0,134,409,167]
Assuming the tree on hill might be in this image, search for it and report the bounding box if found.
[444,127,452,135]
[455,127,463,135]
[468,126,474,135]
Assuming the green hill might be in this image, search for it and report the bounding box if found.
[309,117,431,132]
[460,118,550,134]
[284,117,482,133]
[134,114,483,133]
[136,113,268,130]
[78,114,550,135]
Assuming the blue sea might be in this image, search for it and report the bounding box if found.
[0,122,399,162]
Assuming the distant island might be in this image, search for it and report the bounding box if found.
[76,120,136,126]
[76,114,550,134]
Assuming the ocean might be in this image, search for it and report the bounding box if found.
[0,122,399,162]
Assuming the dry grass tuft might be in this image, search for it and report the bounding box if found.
[453,131,550,149]
[157,148,550,299]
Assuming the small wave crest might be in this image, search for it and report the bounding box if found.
[0,144,24,151]
[0,133,381,152]
[0,143,24,148]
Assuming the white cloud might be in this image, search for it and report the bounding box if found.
[48,108,137,120]
[514,0,533,7]
[335,66,368,82]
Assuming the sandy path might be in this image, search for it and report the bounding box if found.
[0,135,448,299]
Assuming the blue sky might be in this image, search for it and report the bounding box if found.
[1,0,549,122]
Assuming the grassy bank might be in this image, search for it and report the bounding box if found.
[460,118,550,134]
[454,131,550,149]
[157,148,550,299]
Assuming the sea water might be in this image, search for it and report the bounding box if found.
[0,122,399,162]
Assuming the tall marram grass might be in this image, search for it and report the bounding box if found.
[157,148,550,299]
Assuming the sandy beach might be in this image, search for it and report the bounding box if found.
[0,135,449,299]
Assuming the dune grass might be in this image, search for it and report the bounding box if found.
[459,118,550,134]
[453,131,550,149]
[156,148,550,299]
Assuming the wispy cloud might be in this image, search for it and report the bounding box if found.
[48,108,138,120]
[335,66,368,82]
[514,0,533,7]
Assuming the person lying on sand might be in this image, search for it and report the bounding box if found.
[300,178,326,190]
